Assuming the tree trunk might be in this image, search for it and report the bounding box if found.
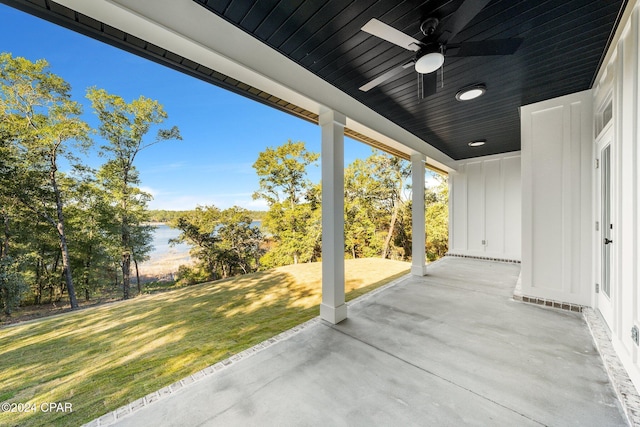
[35,259,42,305]
[113,262,119,289]
[382,202,399,259]
[122,252,130,300]
[134,258,141,295]
[50,160,78,309]
[2,288,10,316]
[121,169,132,300]
[57,231,77,306]
[1,207,11,315]
[1,207,9,258]
[83,258,91,301]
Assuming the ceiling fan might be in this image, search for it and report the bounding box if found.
[359,0,523,99]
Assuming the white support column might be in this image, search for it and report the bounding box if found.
[411,153,427,276]
[319,109,347,324]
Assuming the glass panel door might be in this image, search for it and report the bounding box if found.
[601,145,611,299]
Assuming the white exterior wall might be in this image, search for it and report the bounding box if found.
[448,152,521,261]
[593,2,640,390]
[520,90,593,306]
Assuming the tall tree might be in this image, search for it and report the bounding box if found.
[366,153,410,259]
[253,140,320,266]
[0,53,90,309]
[87,88,181,299]
[66,178,118,301]
[343,151,411,260]
[215,206,264,276]
[0,141,25,314]
[344,159,382,258]
[425,172,449,260]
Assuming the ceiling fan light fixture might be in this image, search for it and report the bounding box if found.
[456,84,487,101]
[468,140,486,147]
[415,52,444,74]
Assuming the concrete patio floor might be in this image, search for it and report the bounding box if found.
[106,257,627,426]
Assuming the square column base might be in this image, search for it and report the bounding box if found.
[320,303,347,324]
[411,265,427,276]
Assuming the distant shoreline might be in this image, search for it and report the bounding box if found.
[142,221,262,227]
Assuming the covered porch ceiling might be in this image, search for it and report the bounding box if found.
[201,0,626,160]
[0,0,627,168]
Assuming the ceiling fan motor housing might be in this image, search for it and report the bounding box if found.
[420,17,439,37]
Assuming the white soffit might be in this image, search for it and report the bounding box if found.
[53,0,457,172]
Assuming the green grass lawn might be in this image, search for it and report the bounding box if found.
[0,258,410,427]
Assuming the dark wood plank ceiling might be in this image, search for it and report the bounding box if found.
[194,0,626,160]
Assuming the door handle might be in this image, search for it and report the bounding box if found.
[604,238,613,245]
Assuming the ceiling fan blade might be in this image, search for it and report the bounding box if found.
[360,61,415,92]
[420,71,438,99]
[361,18,422,52]
[447,38,524,57]
[437,0,492,44]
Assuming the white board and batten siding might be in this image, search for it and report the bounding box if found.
[520,90,593,307]
[448,152,521,261]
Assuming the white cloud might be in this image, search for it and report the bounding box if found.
[239,198,269,210]
[140,186,159,197]
[143,162,188,174]
[425,176,440,188]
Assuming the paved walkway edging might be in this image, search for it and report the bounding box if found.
[584,307,640,426]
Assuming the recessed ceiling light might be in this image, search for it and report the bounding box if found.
[468,140,486,147]
[456,84,486,101]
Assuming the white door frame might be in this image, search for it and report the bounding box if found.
[595,126,615,329]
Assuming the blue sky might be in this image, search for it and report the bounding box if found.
[0,4,435,211]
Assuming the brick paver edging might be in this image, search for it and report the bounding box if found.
[584,307,640,426]
[445,253,521,264]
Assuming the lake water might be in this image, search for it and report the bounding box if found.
[150,224,191,259]
[141,222,261,279]
[138,224,192,280]
[148,221,262,262]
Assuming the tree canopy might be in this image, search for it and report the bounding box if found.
[0,53,91,310]
[170,206,263,283]
[0,53,182,314]
[253,140,321,267]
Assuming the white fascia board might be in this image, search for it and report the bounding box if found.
[593,0,638,86]
[454,150,522,167]
[53,0,457,172]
